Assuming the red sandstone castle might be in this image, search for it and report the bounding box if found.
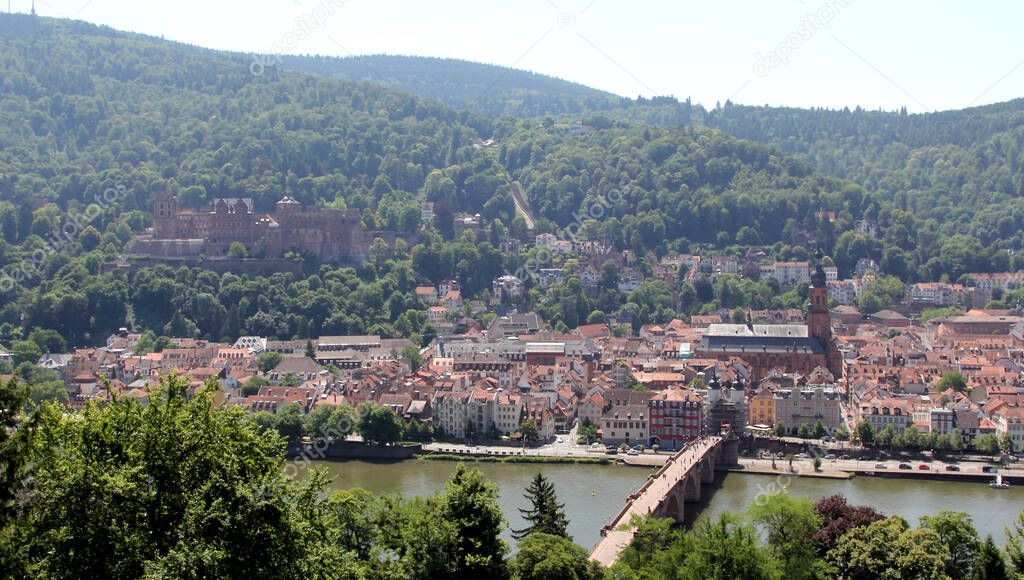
[136,191,379,262]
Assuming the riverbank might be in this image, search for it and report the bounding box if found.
[419,453,612,465]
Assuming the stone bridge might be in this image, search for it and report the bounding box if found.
[589,435,739,567]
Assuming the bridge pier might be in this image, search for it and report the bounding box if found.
[701,458,716,483]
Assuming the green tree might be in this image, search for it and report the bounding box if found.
[401,345,423,372]
[682,514,782,579]
[972,433,1001,455]
[304,340,316,360]
[511,533,605,580]
[855,420,874,446]
[28,381,67,405]
[273,402,304,441]
[22,374,324,577]
[828,516,949,580]
[0,377,30,577]
[774,422,787,437]
[1007,509,1024,575]
[812,419,826,439]
[972,536,1008,580]
[439,464,508,579]
[513,473,569,540]
[227,241,248,259]
[919,511,981,578]
[748,494,827,580]
[258,351,282,373]
[358,403,402,445]
[303,403,356,440]
[936,372,969,393]
[520,419,539,442]
[9,341,41,367]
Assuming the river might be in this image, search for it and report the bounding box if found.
[306,459,1024,550]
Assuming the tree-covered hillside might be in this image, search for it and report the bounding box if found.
[0,13,1021,349]
[281,53,627,119]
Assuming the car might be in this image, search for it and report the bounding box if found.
[839,454,851,460]
[982,465,997,473]
[874,463,887,469]
[918,464,929,470]
[627,449,640,456]
[945,465,961,472]
[604,448,618,455]
[898,463,912,470]
[824,453,837,460]
[795,452,811,459]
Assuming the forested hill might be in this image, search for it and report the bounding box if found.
[1,13,873,346]
[285,53,1024,249]
[280,54,628,118]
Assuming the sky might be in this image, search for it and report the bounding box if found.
[18,0,1024,113]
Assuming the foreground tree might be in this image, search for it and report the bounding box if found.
[813,494,884,552]
[513,473,570,540]
[919,510,981,578]
[22,374,330,577]
[511,532,605,580]
[0,377,30,577]
[828,516,949,579]
[439,464,508,579]
[1008,509,1024,575]
[972,536,1009,579]
[748,494,829,579]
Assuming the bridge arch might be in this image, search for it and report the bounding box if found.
[664,493,682,521]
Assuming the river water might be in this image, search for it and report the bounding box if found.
[307,459,1024,550]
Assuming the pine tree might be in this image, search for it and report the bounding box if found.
[973,536,1008,579]
[513,473,569,540]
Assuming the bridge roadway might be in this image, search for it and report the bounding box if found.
[589,436,731,567]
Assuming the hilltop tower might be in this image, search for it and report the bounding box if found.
[153,191,178,239]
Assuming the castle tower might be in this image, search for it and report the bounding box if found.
[153,191,178,239]
[276,195,301,219]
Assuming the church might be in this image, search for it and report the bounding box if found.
[696,253,843,382]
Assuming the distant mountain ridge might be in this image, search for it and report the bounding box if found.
[280,53,629,118]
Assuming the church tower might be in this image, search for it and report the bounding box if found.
[808,250,830,343]
[808,250,842,378]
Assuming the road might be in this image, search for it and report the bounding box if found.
[509,181,535,230]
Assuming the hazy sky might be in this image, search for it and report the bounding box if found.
[21,0,1024,113]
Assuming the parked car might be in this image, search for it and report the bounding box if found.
[945,465,960,472]
[824,453,837,460]
[795,452,811,459]
[627,449,640,456]
[839,454,851,460]
[604,448,618,455]
[918,464,929,470]
[874,463,887,469]
[898,463,912,470]
[982,465,997,473]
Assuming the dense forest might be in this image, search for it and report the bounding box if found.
[1,14,1023,351]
